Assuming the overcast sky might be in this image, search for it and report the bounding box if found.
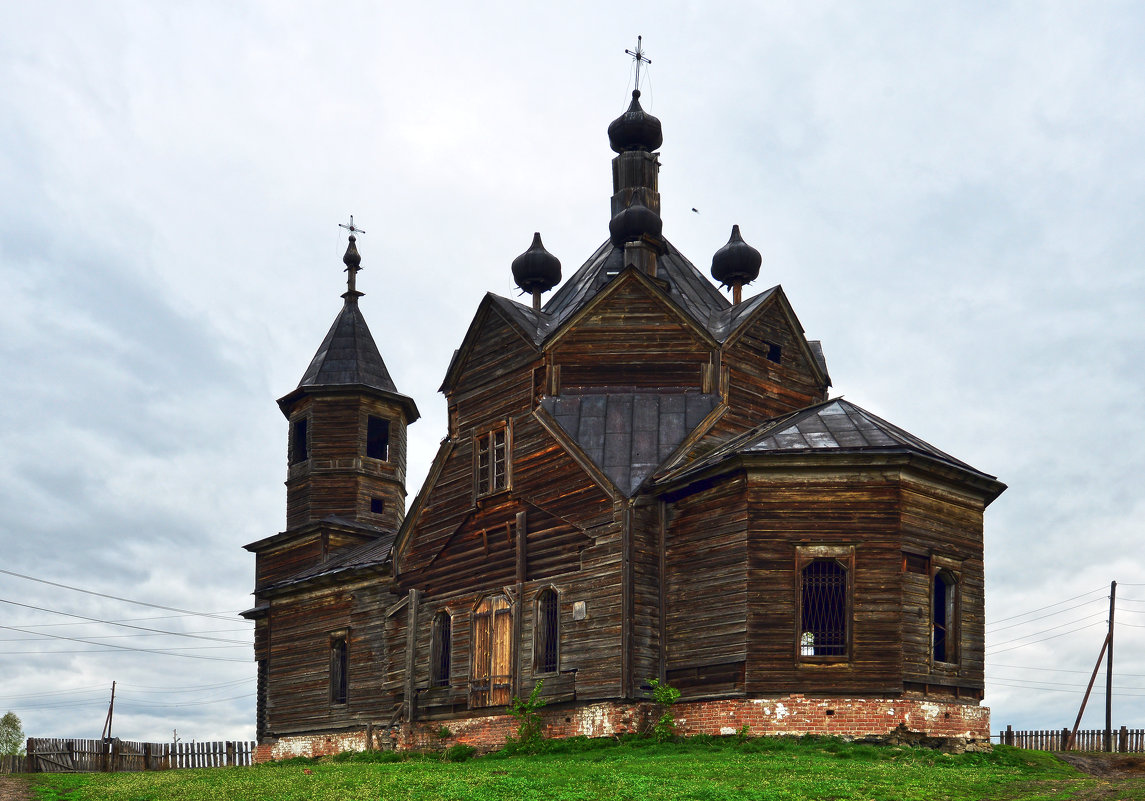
[1,1,1143,745]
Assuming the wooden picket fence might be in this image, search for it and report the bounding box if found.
[999,725,1145,752]
[1,737,256,773]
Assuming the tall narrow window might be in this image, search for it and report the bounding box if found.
[330,634,348,705]
[535,588,559,674]
[471,595,512,706]
[475,427,509,497]
[799,560,848,658]
[289,417,308,464]
[933,571,957,663]
[367,416,390,460]
[431,612,452,688]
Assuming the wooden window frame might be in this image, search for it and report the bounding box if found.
[329,630,349,706]
[533,586,560,677]
[474,424,511,499]
[430,611,452,688]
[366,415,390,461]
[795,546,854,664]
[931,568,959,666]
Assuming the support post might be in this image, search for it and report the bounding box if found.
[514,510,527,694]
[404,588,420,724]
[1068,632,1110,749]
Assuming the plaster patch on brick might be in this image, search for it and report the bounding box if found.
[774,702,789,721]
[720,726,736,735]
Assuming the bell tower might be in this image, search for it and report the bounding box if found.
[276,224,419,534]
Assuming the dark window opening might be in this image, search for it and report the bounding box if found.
[904,553,929,574]
[289,418,308,464]
[933,572,956,663]
[476,427,508,497]
[431,612,452,688]
[367,416,390,460]
[370,497,385,514]
[766,342,782,364]
[330,635,348,705]
[800,560,847,657]
[535,588,559,674]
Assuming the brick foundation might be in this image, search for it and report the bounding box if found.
[255,695,989,762]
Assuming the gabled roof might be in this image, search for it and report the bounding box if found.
[280,299,419,420]
[656,398,1003,492]
[542,392,720,497]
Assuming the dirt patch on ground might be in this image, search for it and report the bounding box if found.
[0,776,31,801]
[1059,753,1145,778]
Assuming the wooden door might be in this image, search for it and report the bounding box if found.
[471,595,513,707]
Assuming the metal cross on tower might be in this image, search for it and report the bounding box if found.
[339,215,366,237]
[625,35,651,91]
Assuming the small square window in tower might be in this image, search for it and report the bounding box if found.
[475,427,509,497]
[366,416,390,461]
[799,560,848,658]
[289,417,308,464]
[329,634,348,705]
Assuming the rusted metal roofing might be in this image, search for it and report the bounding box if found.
[657,398,999,487]
[542,391,719,496]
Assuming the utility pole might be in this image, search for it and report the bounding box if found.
[1106,580,1116,752]
[101,681,116,741]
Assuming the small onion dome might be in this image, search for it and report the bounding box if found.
[511,232,562,294]
[609,200,663,246]
[711,225,762,288]
[343,234,362,270]
[607,90,663,154]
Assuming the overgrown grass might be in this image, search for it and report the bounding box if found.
[22,735,1116,801]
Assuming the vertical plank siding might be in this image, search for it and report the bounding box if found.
[12,739,256,773]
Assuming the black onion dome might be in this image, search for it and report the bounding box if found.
[711,225,762,287]
[607,90,663,154]
[343,234,361,270]
[512,232,562,294]
[609,200,663,246]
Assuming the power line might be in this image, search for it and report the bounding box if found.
[985,586,1107,627]
[985,597,1107,634]
[0,624,250,662]
[988,663,1145,679]
[986,612,1108,649]
[0,598,249,644]
[0,568,239,622]
[986,621,1105,656]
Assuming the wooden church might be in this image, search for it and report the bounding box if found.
[243,73,1005,758]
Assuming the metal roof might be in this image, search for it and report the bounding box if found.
[542,391,720,497]
[657,397,999,486]
[297,300,399,393]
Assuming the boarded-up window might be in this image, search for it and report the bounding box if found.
[933,571,957,663]
[799,560,848,658]
[431,612,452,688]
[367,416,390,460]
[471,595,512,706]
[475,427,509,498]
[535,588,559,675]
[289,417,308,464]
[330,634,348,705]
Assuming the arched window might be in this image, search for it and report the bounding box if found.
[431,612,452,688]
[933,571,957,663]
[535,588,559,675]
[799,560,848,658]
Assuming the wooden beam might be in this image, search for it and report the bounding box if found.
[514,509,527,694]
[621,504,633,698]
[404,588,420,723]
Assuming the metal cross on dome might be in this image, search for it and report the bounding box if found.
[625,35,651,91]
[339,215,366,237]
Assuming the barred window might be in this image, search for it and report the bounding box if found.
[431,612,452,688]
[475,427,509,497]
[933,571,957,663]
[799,560,848,658]
[535,588,559,675]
